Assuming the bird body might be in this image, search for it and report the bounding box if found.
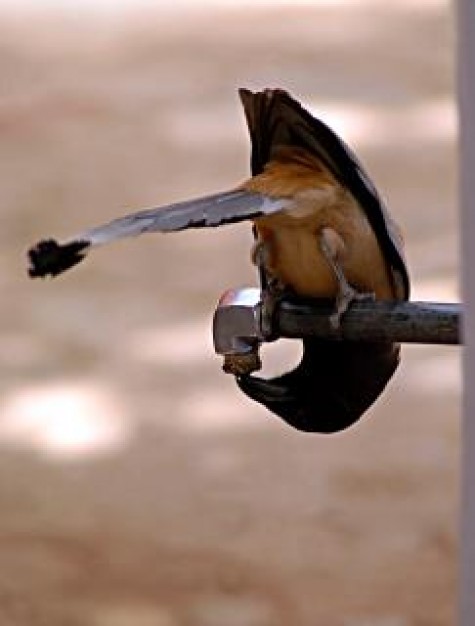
[234,89,409,431]
[27,87,410,433]
[241,147,400,300]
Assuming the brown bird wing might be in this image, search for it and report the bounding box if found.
[236,88,410,433]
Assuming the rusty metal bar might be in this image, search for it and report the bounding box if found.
[275,299,462,345]
[212,289,462,367]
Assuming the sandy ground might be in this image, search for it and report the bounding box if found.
[0,2,459,625]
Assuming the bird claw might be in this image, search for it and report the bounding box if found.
[259,280,289,340]
[330,286,375,329]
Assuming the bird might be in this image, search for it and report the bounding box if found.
[27,88,410,433]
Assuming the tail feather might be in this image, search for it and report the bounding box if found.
[28,239,89,278]
[27,190,290,278]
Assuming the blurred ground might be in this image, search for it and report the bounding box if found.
[0,1,459,625]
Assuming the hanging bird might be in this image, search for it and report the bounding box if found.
[27,88,410,433]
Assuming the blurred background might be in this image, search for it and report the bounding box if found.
[1,1,458,624]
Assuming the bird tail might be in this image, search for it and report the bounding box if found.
[27,190,290,278]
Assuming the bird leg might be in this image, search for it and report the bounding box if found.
[252,240,289,340]
[222,238,279,377]
[318,227,374,329]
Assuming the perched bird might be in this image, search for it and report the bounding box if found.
[28,88,409,433]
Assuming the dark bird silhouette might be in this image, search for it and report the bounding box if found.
[28,88,410,433]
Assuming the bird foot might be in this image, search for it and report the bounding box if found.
[259,281,290,340]
[330,285,374,329]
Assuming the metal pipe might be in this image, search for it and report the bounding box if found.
[212,289,462,367]
[276,299,462,345]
